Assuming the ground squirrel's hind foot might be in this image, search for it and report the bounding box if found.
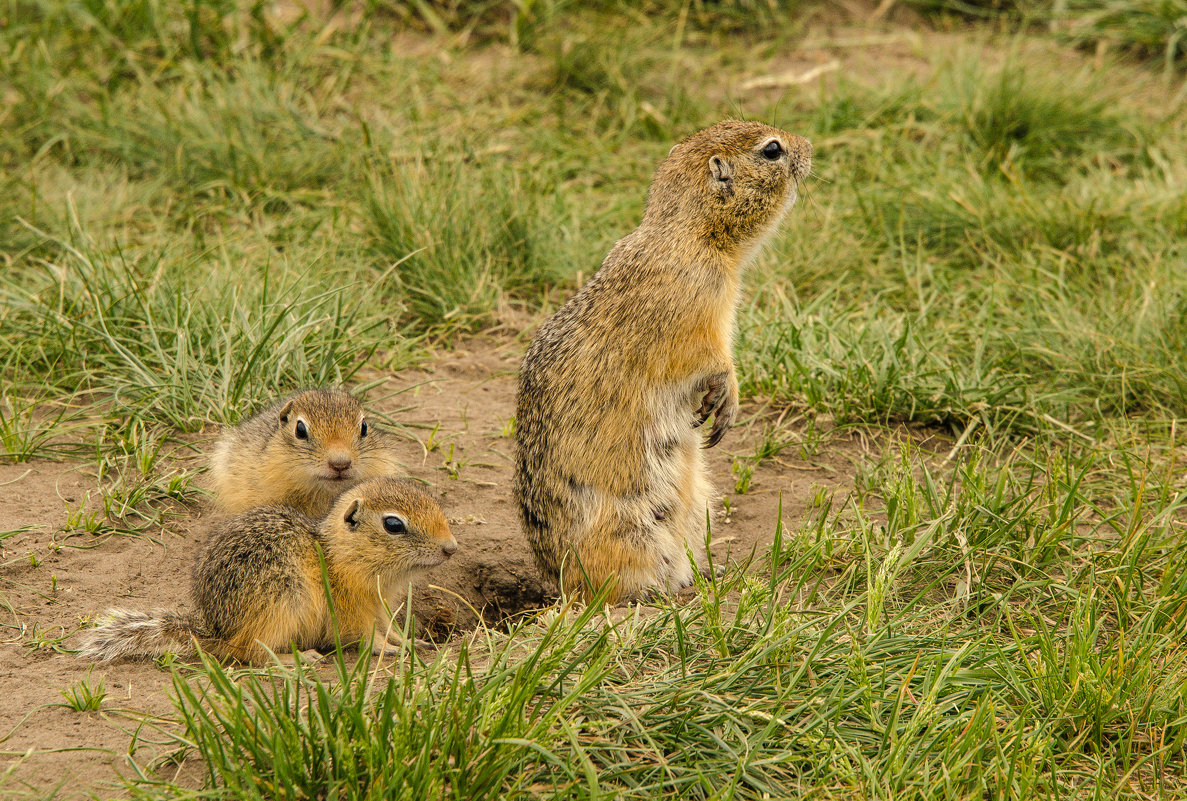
[701,563,726,580]
[559,530,700,606]
[607,566,706,607]
[369,632,437,656]
[276,649,325,666]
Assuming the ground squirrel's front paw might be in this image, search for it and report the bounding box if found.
[706,394,737,448]
[695,372,737,448]
[695,372,729,427]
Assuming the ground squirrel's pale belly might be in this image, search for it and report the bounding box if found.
[638,378,704,511]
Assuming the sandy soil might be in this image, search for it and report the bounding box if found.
[0,338,879,798]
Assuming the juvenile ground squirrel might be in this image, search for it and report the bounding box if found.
[515,120,811,603]
[210,389,401,518]
[78,478,457,663]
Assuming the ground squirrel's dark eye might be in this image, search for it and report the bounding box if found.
[762,140,783,161]
[383,515,407,535]
[360,421,368,438]
[295,420,309,440]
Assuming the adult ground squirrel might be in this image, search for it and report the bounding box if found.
[515,120,811,603]
[210,389,401,518]
[78,478,457,663]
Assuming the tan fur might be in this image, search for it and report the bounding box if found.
[515,120,811,603]
[77,479,457,664]
[210,389,402,518]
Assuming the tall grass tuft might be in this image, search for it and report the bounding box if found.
[142,602,617,799]
[365,156,567,329]
[1,227,408,433]
[954,62,1149,179]
[1056,0,1187,71]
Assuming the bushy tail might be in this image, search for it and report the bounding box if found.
[77,609,210,662]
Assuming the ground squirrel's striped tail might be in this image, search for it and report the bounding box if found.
[77,609,208,662]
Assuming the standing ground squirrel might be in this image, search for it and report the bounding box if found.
[78,478,457,663]
[515,120,812,603]
[210,389,401,518]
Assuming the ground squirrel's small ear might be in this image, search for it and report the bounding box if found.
[343,499,360,528]
[709,155,733,190]
[712,155,731,196]
[278,400,295,423]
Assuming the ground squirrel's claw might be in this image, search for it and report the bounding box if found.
[620,588,664,607]
[698,371,737,448]
[705,396,737,448]
[695,372,729,429]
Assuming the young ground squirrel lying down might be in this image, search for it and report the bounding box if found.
[78,478,457,664]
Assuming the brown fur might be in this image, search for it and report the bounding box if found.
[210,389,402,519]
[77,479,457,664]
[514,120,811,603]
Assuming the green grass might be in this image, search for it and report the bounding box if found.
[1057,1,1187,71]
[2,0,1187,797]
[58,667,106,712]
[739,53,1185,437]
[364,154,570,327]
[122,458,1187,797]
[1,228,402,431]
[902,0,1187,71]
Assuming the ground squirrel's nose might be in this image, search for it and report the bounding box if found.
[328,453,352,472]
[786,134,812,180]
[441,538,458,558]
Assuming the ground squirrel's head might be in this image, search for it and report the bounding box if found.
[327,477,457,574]
[274,389,374,485]
[644,120,811,256]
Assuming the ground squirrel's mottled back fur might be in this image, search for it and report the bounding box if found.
[210,389,401,518]
[515,120,811,603]
[78,478,457,664]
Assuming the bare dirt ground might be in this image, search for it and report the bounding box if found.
[0,338,881,798]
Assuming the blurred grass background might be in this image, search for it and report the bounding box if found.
[2,0,1184,440]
